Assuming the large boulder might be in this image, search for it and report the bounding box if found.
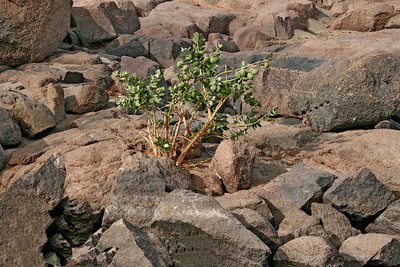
[150,189,271,266]
[323,168,395,229]
[0,0,71,66]
[0,107,21,148]
[64,84,109,114]
[71,1,140,45]
[329,1,395,32]
[210,140,256,193]
[289,51,400,132]
[0,152,66,266]
[366,199,400,235]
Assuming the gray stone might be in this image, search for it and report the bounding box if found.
[0,107,21,147]
[210,140,256,193]
[96,219,170,266]
[0,152,66,266]
[47,233,72,265]
[109,35,152,58]
[339,233,400,266]
[311,203,360,247]
[289,51,400,132]
[274,236,344,267]
[64,84,109,114]
[0,0,71,66]
[102,153,191,228]
[12,94,56,139]
[0,145,5,171]
[150,189,271,267]
[323,167,395,229]
[366,199,400,235]
[120,56,161,81]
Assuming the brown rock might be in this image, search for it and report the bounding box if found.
[32,83,66,124]
[339,233,400,266]
[329,1,395,31]
[64,84,109,114]
[366,199,400,235]
[0,107,22,148]
[210,140,256,193]
[0,0,71,66]
[311,203,360,247]
[273,236,344,266]
[232,27,274,51]
[121,56,161,81]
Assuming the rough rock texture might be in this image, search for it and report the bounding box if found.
[0,0,71,66]
[329,2,395,32]
[0,107,21,148]
[64,84,109,114]
[0,145,5,171]
[138,1,235,38]
[150,189,271,266]
[273,236,344,266]
[323,168,395,228]
[96,219,170,266]
[121,56,161,81]
[71,2,140,45]
[215,190,274,224]
[339,234,400,266]
[299,129,400,197]
[0,152,66,266]
[289,51,400,132]
[233,27,275,51]
[210,140,256,193]
[243,67,303,116]
[12,94,56,139]
[32,82,66,124]
[254,163,336,223]
[102,153,191,228]
[311,203,360,247]
[366,199,400,235]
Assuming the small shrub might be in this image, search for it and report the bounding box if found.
[117,32,276,165]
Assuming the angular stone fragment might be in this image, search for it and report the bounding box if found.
[274,236,344,267]
[340,233,400,266]
[311,203,360,247]
[0,152,66,266]
[0,107,21,147]
[366,199,400,235]
[210,140,256,193]
[32,82,66,124]
[323,167,395,228]
[64,84,109,114]
[150,189,271,266]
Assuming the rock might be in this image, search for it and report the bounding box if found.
[375,119,400,130]
[242,66,303,117]
[121,56,161,80]
[69,229,103,265]
[150,189,271,266]
[232,27,275,51]
[277,209,330,243]
[0,107,22,148]
[0,152,66,266]
[62,71,85,84]
[289,51,400,132]
[46,233,72,265]
[32,82,66,124]
[273,236,344,266]
[12,94,56,139]
[0,145,5,171]
[96,219,171,266]
[64,84,109,114]
[0,0,71,66]
[49,51,103,65]
[109,35,152,58]
[175,0,265,13]
[102,153,191,228]
[47,198,103,248]
[311,203,360,247]
[329,2,395,32]
[215,190,274,224]
[254,163,336,224]
[231,208,280,252]
[71,1,140,45]
[210,140,256,193]
[131,0,170,16]
[148,37,192,68]
[339,233,400,266]
[366,199,400,235]
[138,2,235,38]
[323,168,395,229]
